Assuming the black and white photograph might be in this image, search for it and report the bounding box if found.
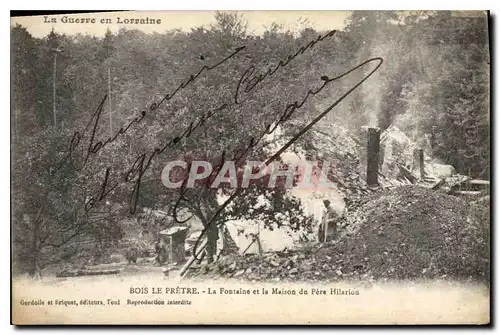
[10,10,491,325]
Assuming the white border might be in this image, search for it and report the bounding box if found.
[4,1,497,332]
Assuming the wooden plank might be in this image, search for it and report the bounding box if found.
[56,269,120,278]
[452,190,483,196]
[399,165,417,184]
[431,179,446,190]
[178,239,208,279]
[468,179,490,186]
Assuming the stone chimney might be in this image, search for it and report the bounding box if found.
[359,126,381,186]
[412,148,425,179]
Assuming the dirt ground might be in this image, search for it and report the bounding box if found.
[189,186,490,283]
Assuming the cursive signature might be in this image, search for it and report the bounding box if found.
[71,29,341,217]
[55,29,382,259]
[188,56,384,260]
[55,46,245,174]
[61,47,245,215]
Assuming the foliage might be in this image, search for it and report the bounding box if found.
[11,11,490,274]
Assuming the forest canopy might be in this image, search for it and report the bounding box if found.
[11,11,490,276]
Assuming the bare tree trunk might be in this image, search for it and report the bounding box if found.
[29,220,42,279]
[257,222,262,255]
[205,223,218,264]
[200,193,221,264]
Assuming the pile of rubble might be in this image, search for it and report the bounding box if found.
[188,243,356,283]
[333,186,489,280]
[189,186,489,282]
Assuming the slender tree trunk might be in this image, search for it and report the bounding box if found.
[200,193,221,263]
[205,222,218,264]
[29,220,41,279]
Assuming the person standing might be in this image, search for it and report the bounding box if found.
[318,200,339,242]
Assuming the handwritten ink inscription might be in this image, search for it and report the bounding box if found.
[47,27,383,258]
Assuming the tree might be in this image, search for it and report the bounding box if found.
[12,10,489,277]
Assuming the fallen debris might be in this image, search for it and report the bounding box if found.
[188,186,489,283]
[56,269,120,278]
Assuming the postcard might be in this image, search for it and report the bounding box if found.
[11,10,490,325]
